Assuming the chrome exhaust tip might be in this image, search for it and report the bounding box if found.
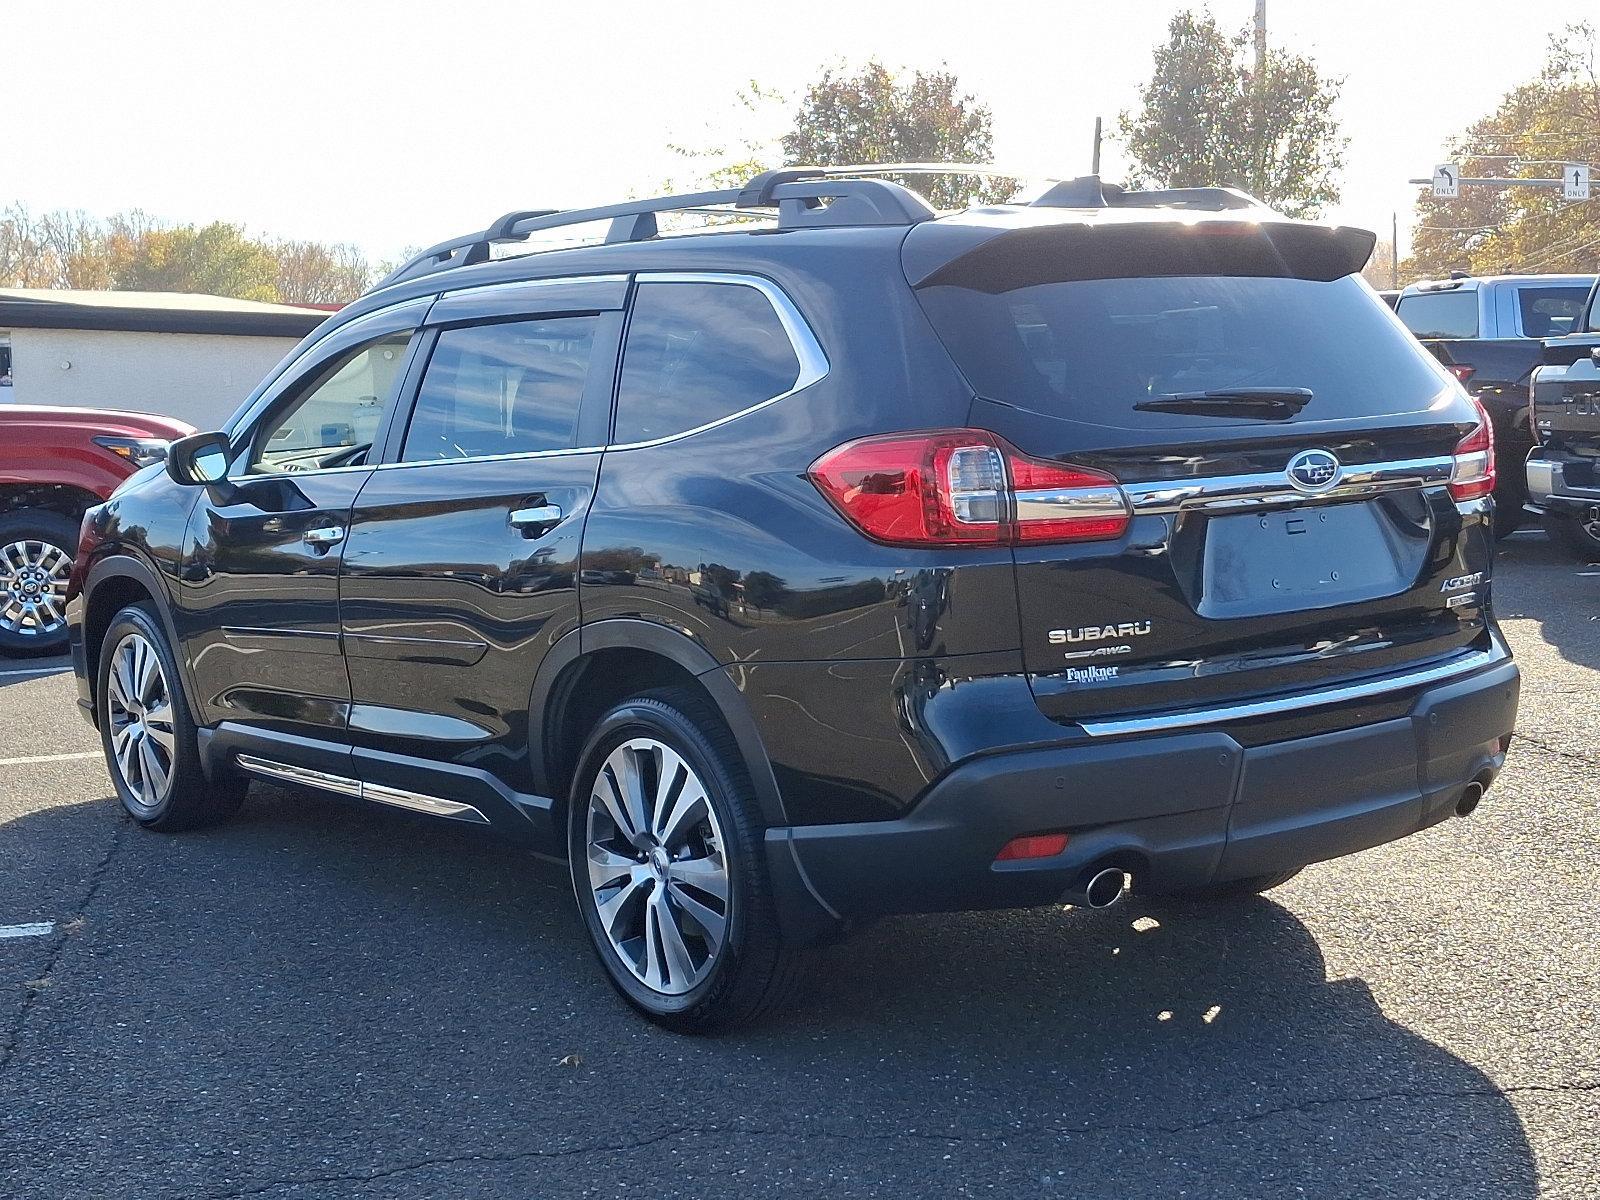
[1455,781,1485,818]
[1063,866,1128,910]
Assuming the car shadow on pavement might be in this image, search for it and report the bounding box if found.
[1,786,1539,1200]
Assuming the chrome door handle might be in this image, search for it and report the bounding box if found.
[302,525,346,547]
[509,504,563,530]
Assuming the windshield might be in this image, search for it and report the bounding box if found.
[917,274,1450,430]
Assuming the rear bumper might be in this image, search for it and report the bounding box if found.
[1527,452,1600,511]
[767,649,1519,925]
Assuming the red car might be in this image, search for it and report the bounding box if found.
[1,405,193,656]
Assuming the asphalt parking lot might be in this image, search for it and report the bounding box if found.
[0,534,1595,1200]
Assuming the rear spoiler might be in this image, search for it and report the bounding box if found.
[909,220,1377,293]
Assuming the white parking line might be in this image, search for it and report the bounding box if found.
[0,666,70,678]
[0,923,55,939]
[0,752,101,766]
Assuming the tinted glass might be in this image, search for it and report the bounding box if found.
[917,274,1450,430]
[614,282,801,444]
[402,316,596,461]
[1396,290,1479,338]
[1517,286,1588,338]
[250,334,410,473]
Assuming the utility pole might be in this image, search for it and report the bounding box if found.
[1092,116,1102,175]
[1252,1,1267,193]
[1254,0,1267,77]
[1391,211,1399,289]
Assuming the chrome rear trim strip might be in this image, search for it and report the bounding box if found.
[1077,641,1507,738]
[235,754,489,824]
[1124,455,1455,515]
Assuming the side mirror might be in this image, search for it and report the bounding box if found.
[165,431,233,486]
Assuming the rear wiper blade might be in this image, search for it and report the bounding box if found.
[1133,388,1314,419]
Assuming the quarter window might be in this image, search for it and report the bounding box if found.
[613,282,802,444]
[1395,290,1478,339]
[401,316,598,461]
[249,334,411,474]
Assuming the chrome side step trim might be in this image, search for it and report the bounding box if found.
[237,754,363,798]
[1078,642,1507,739]
[235,754,490,824]
[362,780,491,824]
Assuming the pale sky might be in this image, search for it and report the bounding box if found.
[5,0,1591,264]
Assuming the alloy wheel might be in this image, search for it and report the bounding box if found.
[584,737,731,996]
[105,632,177,811]
[1,539,71,639]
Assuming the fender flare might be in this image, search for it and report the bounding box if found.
[528,618,788,827]
[80,552,202,718]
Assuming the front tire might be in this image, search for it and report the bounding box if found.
[0,509,78,657]
[568,688,802,1032]
[97,604,246,830]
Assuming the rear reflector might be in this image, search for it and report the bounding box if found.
[809,429,1131,548]
[1446,363,1476,384]
[1448,398,1496,502]
[995,833,1070,862]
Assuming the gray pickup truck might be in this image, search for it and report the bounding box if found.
[1396,273,1595,535]
[1527,285,1600,559]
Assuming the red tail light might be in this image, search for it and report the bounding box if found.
[1448,398,1496,502]
[1446,363,1476,385]
[808,429,1131,548]
[994,833,1070,862]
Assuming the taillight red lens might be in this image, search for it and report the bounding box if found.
[1447,363,1476,384]
[1448,398,1496,502]
[808,430,1130,547]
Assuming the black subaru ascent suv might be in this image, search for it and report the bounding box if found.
[66,167,1520,1031]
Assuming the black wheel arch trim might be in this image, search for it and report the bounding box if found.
[79,552,199,720]
[529,618,789,827]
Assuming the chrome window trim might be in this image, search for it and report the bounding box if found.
[436,273,629,302]
[605,271,830,451]
[1123,455,1456,515]
[1078,637,1508,739]
[235,754,489,824]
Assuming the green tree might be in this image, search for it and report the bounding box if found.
[1407,23,1600,279]
[108,221,278,301]
[1118,11,1345,218]
[674,61,1014,211]
[780,62,1014,209]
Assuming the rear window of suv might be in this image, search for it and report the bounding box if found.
[1395,289,1478,339]
[917,273,1450,430]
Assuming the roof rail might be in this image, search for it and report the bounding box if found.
[371,164,1054,292]
[1031,175,1268,212]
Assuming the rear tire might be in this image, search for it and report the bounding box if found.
[567,687,803,1033]
[97,604,246,831]
[1543,507,1600,562]
[1145,867,1302,901]
[0,509,78,657]
[1491,437,1529,539]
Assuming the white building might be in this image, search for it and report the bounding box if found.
[0,289,330,429]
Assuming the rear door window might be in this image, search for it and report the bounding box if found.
[917,273,1449,430]
[1395,290,1479,338]
[1517,286,1589,337]
[401,317,597,461]
[613,281,801,444]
